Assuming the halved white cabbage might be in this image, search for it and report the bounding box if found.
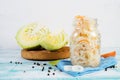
[40,31,68,51]
[16,23,68,50]
[15,23,49,49]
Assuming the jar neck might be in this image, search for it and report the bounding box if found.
[74,16,98,32]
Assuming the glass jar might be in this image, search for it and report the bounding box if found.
[70,16,101,67]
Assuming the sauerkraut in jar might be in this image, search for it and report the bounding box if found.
[70,16,101,67]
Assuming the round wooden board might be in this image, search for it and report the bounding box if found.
[21,46,70,60]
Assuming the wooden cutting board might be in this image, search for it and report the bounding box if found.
[21,46,70,60]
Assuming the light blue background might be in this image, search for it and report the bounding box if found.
[0,48,120,79]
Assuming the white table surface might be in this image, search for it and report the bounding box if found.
[0,47,120,80]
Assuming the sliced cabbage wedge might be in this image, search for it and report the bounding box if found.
[40,31,68,51]
[15,23,49,49]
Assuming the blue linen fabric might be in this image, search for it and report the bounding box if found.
[57,57,117,77]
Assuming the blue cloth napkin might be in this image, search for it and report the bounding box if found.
[57,57,117,77]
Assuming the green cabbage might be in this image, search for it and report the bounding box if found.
[15,23,49,49]
[16,23,68,50]
[40,31,68,51]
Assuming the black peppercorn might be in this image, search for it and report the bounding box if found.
[37,63,40,66]
[43,63,47,65]
[48,67,52,69]
[47,73,50,76]
[42,67,44,71]
[15,62,17,64]
[48,70,50,72]
[32,66,34,68]
[10,61,12,63]
[34,62,36,65]
[18,62,20,64]
[53,73,55,75]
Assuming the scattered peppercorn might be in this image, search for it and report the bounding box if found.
[20,62,22,64]
[23,71,26,73]
[34,62,36,65]
[15,62,17,64]
[37,63,40,66]
[43,63,47,65]
[53,73,55,75]
[48,67,52,69]
[42,67,44,71]
[10,61,12,63]
[48,70,50,72]
[47,73,50,76]
[32,66,34,68]
[18,62,20,64]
